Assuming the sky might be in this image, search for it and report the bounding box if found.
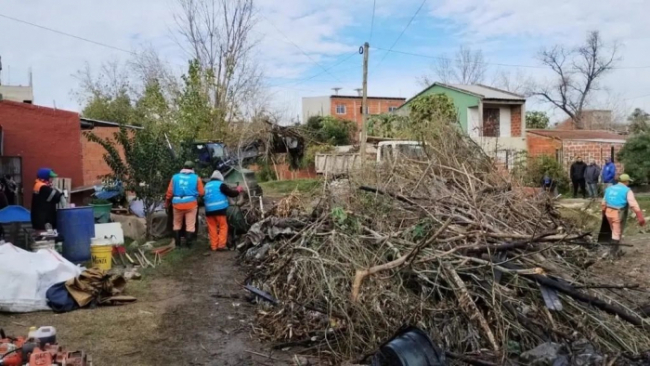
[1,0,650,124]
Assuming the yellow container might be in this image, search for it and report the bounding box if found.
[90,244,113,271]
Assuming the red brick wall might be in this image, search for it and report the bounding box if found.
[511,105,522,137]
[80,126,127,187]
[329,97,405,129]
[0,101,83,208]
[561,140,625,173]
[526,133,561,158]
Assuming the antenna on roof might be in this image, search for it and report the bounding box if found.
[332,87,342,95]
[354,88,362,96]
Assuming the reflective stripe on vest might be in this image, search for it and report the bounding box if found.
[171,173,199,205]
[204,180,229,212]
[604,183,630,209]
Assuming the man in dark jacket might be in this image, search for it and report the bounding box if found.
[31,168,62,230]
[584,160,601,199]
[570,157,587,198]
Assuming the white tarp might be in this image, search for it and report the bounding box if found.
[0,243,81,312]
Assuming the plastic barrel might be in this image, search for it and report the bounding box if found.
[90,203,112,223]
[57,207,95,264]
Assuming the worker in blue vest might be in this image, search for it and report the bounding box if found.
[601,174,645,257]
[204,170,242,251]
[165,161,205,247]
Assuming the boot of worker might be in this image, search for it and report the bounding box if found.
[609,240,622,258]
[186,232,195,249]
[174,231,182,248]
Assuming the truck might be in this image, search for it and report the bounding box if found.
[315,140,426,176]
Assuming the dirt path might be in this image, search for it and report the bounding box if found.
[0,249,291,366]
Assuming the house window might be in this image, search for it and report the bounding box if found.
[359,106,369,114]
[610,146,615,162]
[388,106,398,112]
[336,104,346,115]
[482,108,500,137]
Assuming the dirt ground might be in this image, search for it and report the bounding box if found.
[0,247,292,366]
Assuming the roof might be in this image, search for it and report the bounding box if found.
[399,83,525,109]
[447,84,525,101]
[527,129,627,142]
[320,95,405,101]
[80,117,143,130]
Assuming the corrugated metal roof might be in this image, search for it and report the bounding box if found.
[448,84,525,100]
[527,129,627,141]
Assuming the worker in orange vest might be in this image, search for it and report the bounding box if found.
[165,161,205,247]
[31,168,63,230]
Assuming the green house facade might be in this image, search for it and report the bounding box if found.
[398,83,527,168]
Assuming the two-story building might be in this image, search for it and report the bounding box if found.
[398,83,526,168]
[302,94,406,130]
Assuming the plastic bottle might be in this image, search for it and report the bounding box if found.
[28,326,56,345]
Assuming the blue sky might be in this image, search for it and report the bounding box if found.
[1,0,650,123]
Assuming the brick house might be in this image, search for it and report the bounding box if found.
[302,94,406,130]
[526,129,627,173]
[0,100,139,207]
[398,83,526,168]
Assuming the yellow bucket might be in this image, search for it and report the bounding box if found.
[90,244,113,271]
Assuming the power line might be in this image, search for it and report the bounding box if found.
[373,46,650,71]
[374,0,427,70]
[268,52,358,88]
[0,13,135,55]
[261,15,342,83]
[369,0,377,43]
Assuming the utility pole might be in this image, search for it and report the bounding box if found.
[360,42,369,165]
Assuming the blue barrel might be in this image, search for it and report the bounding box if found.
[57,207,95,264]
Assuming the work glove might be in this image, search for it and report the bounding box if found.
[635,211,646,226]
[236,186,244,193]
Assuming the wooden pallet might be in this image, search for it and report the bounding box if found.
[52,177,72,209]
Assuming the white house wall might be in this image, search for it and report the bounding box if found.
[301,96,331,123]
[499,106,511,138]
[467,106,480,138]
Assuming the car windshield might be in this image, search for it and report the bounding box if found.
[396,144,426,159]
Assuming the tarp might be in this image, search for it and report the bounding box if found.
[0,243,81,312]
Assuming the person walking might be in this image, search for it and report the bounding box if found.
[585,160,601,199]
[569,157,587,198]
[31,168,63,230]
[204,171,243,251]
[165,161,205,248]
[601,174,646,257]
[602,157,616,187]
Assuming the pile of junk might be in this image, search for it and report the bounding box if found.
[0,326,91,366]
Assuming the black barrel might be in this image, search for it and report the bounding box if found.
[371,327,446,366]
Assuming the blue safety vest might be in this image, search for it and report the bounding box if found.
[171,173,199,205]
[204,180,229,212]
[604,183,630,209]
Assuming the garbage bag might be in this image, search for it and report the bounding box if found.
[0,244,81,312]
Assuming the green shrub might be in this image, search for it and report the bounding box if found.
[515,155,569,192]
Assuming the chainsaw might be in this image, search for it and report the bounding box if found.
[0,329,91,366]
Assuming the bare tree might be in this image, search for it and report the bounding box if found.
[533,31,618,129]
[174,0,263,123]
[420,46,487,86]
[491,69,533,96]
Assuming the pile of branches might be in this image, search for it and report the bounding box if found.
[239,124,650,364]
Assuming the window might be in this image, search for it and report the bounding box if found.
[359,106,369,114]
[335,104,346,114]
[482,108,500,137]
[610,146,615,162]
[388,106,398,112]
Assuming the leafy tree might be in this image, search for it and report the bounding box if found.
[367,113,411,138]
[526,111,550,129]
[304,116,356,145]
[408,94,457,139]
[618,132,650,183]
[86,125,183,239]
[628,108,649,135]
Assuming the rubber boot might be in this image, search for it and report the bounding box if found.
[186,232,195,249]
[174,231,182,248]
[609,239,621,258]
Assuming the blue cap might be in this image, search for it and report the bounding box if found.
[37,168,57,180]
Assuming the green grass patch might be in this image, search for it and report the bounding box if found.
[260,178,321,197]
